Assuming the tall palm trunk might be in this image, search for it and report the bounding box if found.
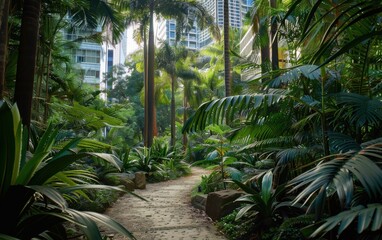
[170,75,176,148]
[259,16,270,75]
[223,0,231,97]
[320,66,330,156]
[146,0,155,147]
[270,0,279,71]
[182,93,188,149]
[0,0,9,99]
[0,0,5,28]
[143,27,149,146]
[14,0,42,128]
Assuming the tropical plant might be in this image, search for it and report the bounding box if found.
[0,100,136,239]
[284,0,382,66]
[115,0,220,147]
[217,209,256,240]
[156,42,187,147]
[233,171,304,239]
[288,141,382,238]
[153,159,190,182]
[191,125,242,189]
[199,171,224,194]
[128,146,156,174]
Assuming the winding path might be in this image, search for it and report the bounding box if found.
[104,168,226,240]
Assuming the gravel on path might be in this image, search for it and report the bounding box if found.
[103,167,227,240]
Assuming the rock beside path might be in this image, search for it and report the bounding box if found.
[104,167,226,240]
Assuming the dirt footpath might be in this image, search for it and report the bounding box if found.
[104,167,226,240]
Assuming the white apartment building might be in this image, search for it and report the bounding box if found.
[65,23,139,100]
[156,0,254,50]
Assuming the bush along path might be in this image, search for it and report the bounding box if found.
[104,167,226,240]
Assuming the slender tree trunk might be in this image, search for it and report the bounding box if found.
[170,75,176,148]
[320,67,330,156]
[223,0,231,97]
[0,0,9,99]
[35,43,44,119]
[146,0,155,147]
[143,27,148,146]
[259,16,270,75]
[43,51,52,122]
[14,0,42,128]
[182,93,188,149]
[153,102,158,137]
[0,0,5,28]
[270,0,279,71]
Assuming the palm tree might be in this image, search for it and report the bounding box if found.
[157,42,185,148]
[118,0,219,147]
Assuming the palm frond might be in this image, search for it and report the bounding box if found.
[239,136,294,152]
[328,132,361,153]
[290,143,382,216]
[306,203,382,238]
[336,93,382,127]
[183,94,286,133]
[277,146,317,166]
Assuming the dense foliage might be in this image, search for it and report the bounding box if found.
[0,0,381,239]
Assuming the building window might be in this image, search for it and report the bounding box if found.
[85,69,100,78]
[107,50,113,72]
[76,49,100,63]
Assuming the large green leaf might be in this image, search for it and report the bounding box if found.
[283,0,382,66]
[290,143,382,215]
[261,171,273,203]
[336,93,382,127]
[29,152,122,185]
[0,102,22,196]
[68,209,136,240]
[308,203,382,237]
[183,94,285,133]
[16,151,50,185]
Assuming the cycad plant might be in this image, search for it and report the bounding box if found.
[233,171,304,239]
[0,101,136,239]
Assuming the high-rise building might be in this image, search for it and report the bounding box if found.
[64,23,138,100]
[65,27,103,86]
[156,0,253,50]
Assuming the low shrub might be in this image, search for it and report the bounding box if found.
[217,209,255,240]
[69,189,122,212]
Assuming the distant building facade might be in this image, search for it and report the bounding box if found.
[64,22,139,100]
[156,0,254,49]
